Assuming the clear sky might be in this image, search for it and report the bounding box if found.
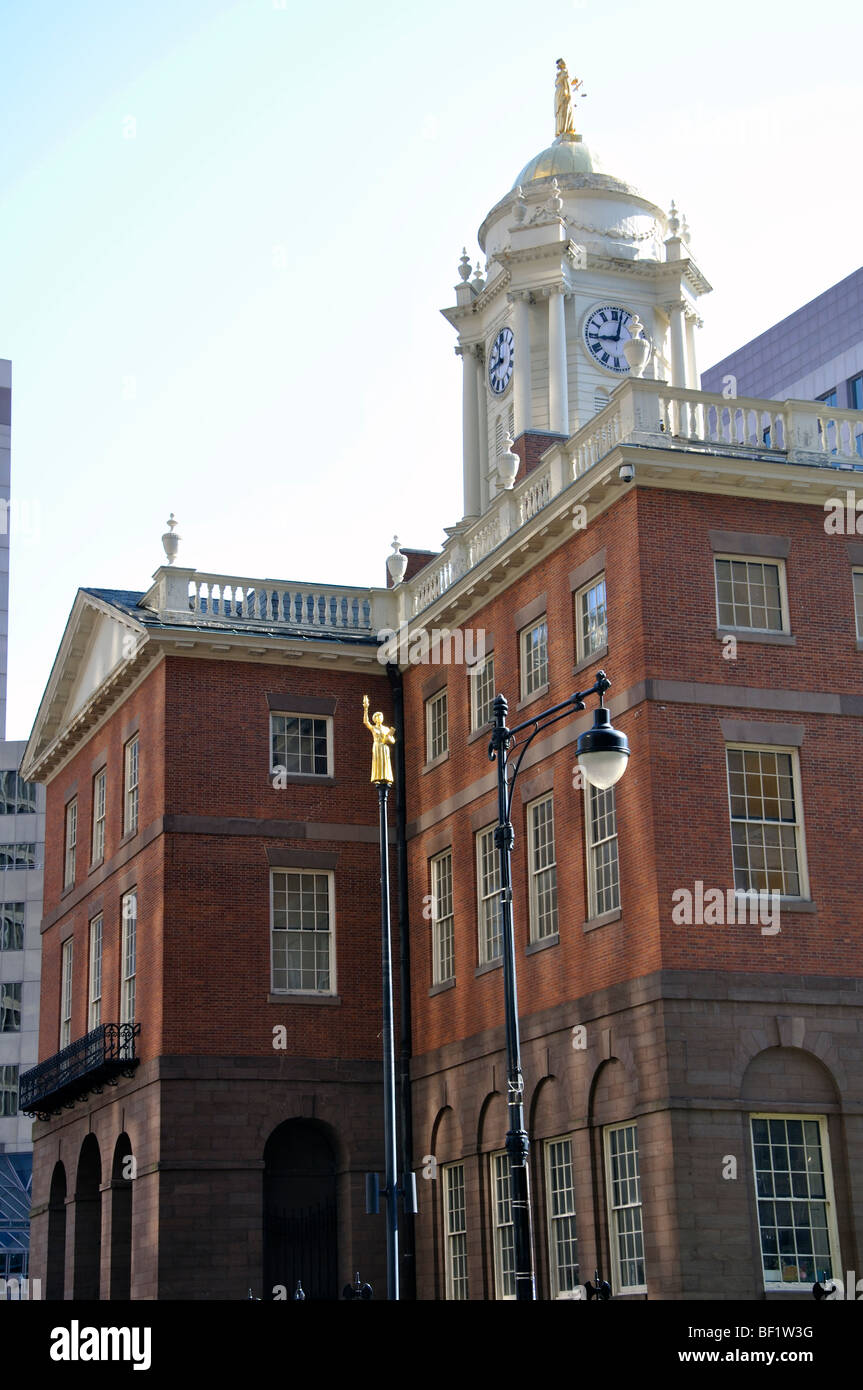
[1,0,861,739]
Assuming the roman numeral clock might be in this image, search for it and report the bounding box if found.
[582,304,638,374]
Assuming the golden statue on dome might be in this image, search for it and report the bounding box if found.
[554,58,582,138]
[363,695,396,785]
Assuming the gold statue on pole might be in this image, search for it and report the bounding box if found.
[554,58,582,137]
[363,695,396,785]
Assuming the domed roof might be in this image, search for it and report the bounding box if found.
[512,133,599,188]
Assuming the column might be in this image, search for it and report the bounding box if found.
[475,348,489,510]
[685,310,700,391]
[510,292,532,436]
[668,300,687,390]
[547,286,569,436]
[457,344,481,518]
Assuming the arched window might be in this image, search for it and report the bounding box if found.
[110,1134,133,1299]
[262,1119,338,1301]
[46,1162,67,1300]
[73,1135,101,1300]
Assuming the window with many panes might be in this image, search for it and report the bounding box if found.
[88,914,103,1031]
[443,1162,469,1300]
[470,654,496,731]
[491,1151,516,1299]
[714,556,787,632]
[725,746,807,897]
[0,904,25,951]
[527,795,558,941]
[853,570,863,640]
[605,1122,646,1292]
[120,891,137,1025]
[271,869,334,994]
[751,1115,839,1289]
[546,1137,579,1298]
[92,768,106,865]
[476,824,501,964]
[60,938,74,1048]
[520,619,548,699]
[123,735,139,836]
[585,784,620,918]
[431,850,455,984]
[270,713,332,777]
[0,982,21,1033]
[64,798,77,889]
[0,772,36,815]
[575,575,607,662]
[0,1065,19,1117]
[425,689,448,762]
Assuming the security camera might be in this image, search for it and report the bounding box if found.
[618,462,634,484]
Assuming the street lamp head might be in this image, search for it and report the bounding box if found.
[576,705,630,789]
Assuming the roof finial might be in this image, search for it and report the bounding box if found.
[457,248,471,282]
[554,58,582,139]
[162,512,181,566]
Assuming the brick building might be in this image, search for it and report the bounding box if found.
[20,70,863,1300]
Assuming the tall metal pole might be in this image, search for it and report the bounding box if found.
[491,693,536,1300]
[377,781,399,1301]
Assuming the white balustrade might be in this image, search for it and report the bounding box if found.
[187,575,374,631]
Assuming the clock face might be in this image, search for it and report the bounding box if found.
[583,305,636,375]
[488,327,514,395]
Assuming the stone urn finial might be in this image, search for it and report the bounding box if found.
[623,316,651,378]
[496,434,520,491]
[667,200,680,237]
[471,261,486,291]
[513,185,528,224]
[458,248,472,282]
[549,177,563,217]
[162,513,181,565]
[386,535,408,587]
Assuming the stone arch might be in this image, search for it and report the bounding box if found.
[73,1134,102,1300]
[262,1118,339,1302]
[741,1046,840,1108]
[46,1161,67,1301]
[110,1134,134,1300]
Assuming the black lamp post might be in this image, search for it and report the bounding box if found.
[488,669,630,1301]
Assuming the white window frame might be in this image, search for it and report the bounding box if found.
[527,794,558,942]
[469,653,496,732]
[91,768,106,866]
[269,712,334,778]
[270,868,336,996]
[120,890,137,1026]
[443,1161,469,1300]
[490,1150,516,1299]
[853,568,863,640]
[604,1121,647,1294]
[750,1112,841,1292]
[425,689,448,763]
[714,554,790,634]
[519,618,549,700]
[123,735,139,836]
[60,938,74,1049]
[476,824,501,964]
[431,849,455,985]
[545,1136,580,1299]
[584,782,620,919]
[88,913,103,1032]
[64,798,77,889]
[725,744,810,900]
[574,574,607,662]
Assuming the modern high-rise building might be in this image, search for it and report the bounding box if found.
[19,69,863,1301]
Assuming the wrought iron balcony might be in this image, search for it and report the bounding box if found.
[18,1023,141,1120]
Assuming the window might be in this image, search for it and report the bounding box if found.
[726,746,807,897]
[120,891,137,1024]
[88,914,103,1031]
[0,771,36,815]
[0,904,25,951]
[60,938,74,1048]
[123,735,139,836]
[470,654,495,731]
[0,845,36,870]
[546,1137,579,1298]
[817,388,838,407]
[92,769,106,865]
[853,570,863,640]
[0,982,21,1033]
[527,795,558,941]
[585,783,620,918]
[605,1122,646,1292]
[271,869,334,994]
[443,1162,469,1300]
[520,619,548,699]
[431,850,455,985]
[425,689,448,762]
[850,375,863,411]
[751,1115,839,1289]
[270,713,332,777]
[491,1151,516,1299]
[476,824,501,964]
[575,575,607,661]
[714,556,787,632]
[64,798,77,889]
[0,1066,18,1117]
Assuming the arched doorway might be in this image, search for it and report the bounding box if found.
[46,1162,67,1300]
[73,1135,102,1300]
[110,1135,133,1300]
[263,1119,338,1301]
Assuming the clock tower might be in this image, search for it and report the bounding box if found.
[443,60,712,520]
